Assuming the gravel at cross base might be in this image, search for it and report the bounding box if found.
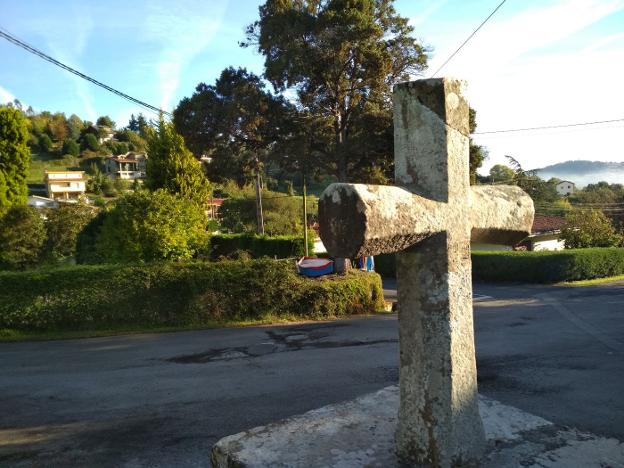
[0,280,622,467]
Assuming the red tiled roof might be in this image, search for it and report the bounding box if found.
[208,198,225,206]
[532,214,567,234]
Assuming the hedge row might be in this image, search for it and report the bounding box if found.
[210,233,314,260]
[472,248,624,283]
[0,259,384,331]
[375,248,624,283]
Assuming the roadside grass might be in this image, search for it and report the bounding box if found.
[561,274,624,287]
[0,311,390,343]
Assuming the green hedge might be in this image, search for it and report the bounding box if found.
[375,248,624,283]
[472,248,624,283]
[0,259,384,331]
[210,233,314,260]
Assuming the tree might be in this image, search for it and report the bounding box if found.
[0,107,30,213]
[105,140,129,155]
[0,205,46,269]
[43,205,98,260]
[243,0,428,182]
[81,133,99,151]
[96,116,115,129]
[127,113,149,137]
[146,119,211,204]
[468,108,487,184]
[87,163,106,194]
[174,67,291,185]
[128,114,139,132]
[47,113,69,142]
[67,114,84,140]
[505,155,560,205]
[560,209,622,248]
[38,134,53,153]
[219,189,313,236]
[62,138,80,157]
[94,189,209,263]
[75,211,107,264]
[489,164,515,183]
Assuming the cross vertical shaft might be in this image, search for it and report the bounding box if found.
[393,79,485,466]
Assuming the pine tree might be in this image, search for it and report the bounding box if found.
[145,119,211,204]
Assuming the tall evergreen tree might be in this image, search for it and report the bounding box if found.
[0,107,30,213]
[145,119,211,204]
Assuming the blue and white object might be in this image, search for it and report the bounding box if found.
[297,257,334,277]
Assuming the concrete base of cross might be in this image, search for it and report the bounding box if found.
[211,386,624,467]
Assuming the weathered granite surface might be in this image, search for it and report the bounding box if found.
[211,386,624,468]
[318,78,534,465]
[318,184,533,258]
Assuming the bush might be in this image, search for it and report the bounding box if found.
[210,233,314,259]
[38,134,53,153]
[62,138,80,157]
[43,205,98,261]
[81,133,99,152]
[0,259,384,331]
[561,209,622,248]
[472,248,624,283]
[94,190,209,263]
[0,205,46,270]
[376,248,624,283]
[219,190,317,236]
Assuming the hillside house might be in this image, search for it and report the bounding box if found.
[519,214,568,251]
[97,125,115,144]
[207,198,225,220]
[556,180,575,196]
[104,152,147,179]
[44,171,86,201]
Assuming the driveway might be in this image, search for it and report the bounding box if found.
[1,281,623,467]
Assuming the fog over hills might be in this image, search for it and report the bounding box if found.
[533,160,624,187]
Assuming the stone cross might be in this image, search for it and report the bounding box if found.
[318,78,534,466]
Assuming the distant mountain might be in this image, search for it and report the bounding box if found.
[533,160,624,187]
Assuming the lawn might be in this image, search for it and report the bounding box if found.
[27,152,103,184]
[28,152,80,184]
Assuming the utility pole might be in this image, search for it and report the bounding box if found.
[302,171,309,256]
[255,158,265,235]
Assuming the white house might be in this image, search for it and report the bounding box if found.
[45,171,87,201]
[556,180,575,196]
[472,214,568,251]
[97,125,115,144]
[520,214,568,251]
[104,152,147,179]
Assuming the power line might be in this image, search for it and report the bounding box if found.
[473,117,624,135]
[430,0,507,78]
[0,26,171,117]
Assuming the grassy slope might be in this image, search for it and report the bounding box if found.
[28,152,80,184]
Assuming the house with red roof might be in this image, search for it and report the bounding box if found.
[472,214,568,251]
[519,214,568,251]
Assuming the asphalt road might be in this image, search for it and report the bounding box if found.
[1,281,623,467]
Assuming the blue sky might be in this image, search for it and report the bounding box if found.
[1,0,623,173]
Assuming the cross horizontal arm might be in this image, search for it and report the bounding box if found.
[470,185,535,245]
[318,183,534,258]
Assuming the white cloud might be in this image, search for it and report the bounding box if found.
[142,0,230,111]
[0,85,15,104]
[23,5,97,120]
[418,0,624,173]
[409,0,449,27]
